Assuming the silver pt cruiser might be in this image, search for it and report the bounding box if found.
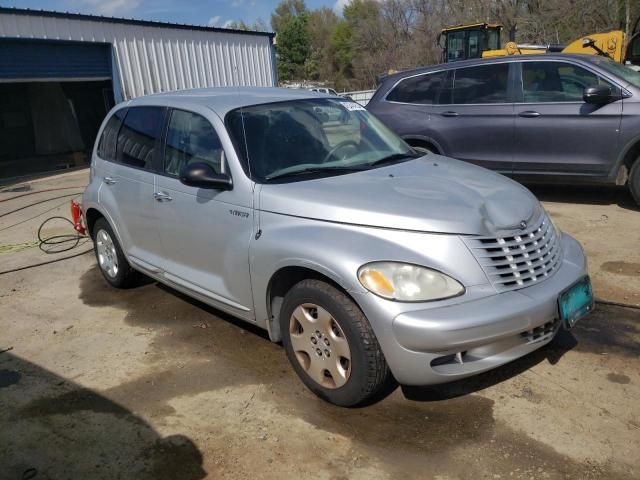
[83,87,593,407]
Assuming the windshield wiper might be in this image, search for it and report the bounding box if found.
[366,152,421,169]
[265,166,365,182]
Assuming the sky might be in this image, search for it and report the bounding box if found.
[0,0,352,30]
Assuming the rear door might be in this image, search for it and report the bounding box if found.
[429,62,515,174]
[512,60,622,176]
[98,106,166,270]
[153,107,255,318]
[370,69,450,144]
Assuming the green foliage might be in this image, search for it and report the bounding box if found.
[276,13,311,81]
[331,21,353,79]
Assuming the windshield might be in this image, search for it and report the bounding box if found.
[590,56,640,88]
[226,98,416,182]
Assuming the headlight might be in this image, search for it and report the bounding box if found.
[358,262,464,302]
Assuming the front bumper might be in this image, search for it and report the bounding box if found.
[352,233,588,385]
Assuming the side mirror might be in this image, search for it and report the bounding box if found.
[179,162,232,190]
[583,85,613,104]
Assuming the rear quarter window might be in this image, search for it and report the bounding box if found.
[386,71,450,104]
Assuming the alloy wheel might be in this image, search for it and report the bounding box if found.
[289,303,352,389]
[96,229,119,279]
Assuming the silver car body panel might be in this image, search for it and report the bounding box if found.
[83,87,589,386]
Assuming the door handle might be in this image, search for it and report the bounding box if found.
[518,111,541,118]
[103,176,116,185]
[441,111,459,117]
[153,192,173,202]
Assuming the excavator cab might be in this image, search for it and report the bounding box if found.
[438,23,502,63]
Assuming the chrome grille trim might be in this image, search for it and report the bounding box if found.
[464,212,562,292]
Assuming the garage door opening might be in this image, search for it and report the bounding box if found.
[0,80,114,180]
[0,39,116,181]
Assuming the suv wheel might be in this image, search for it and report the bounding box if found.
[92,218,139,288]
[280,279,396,407]
[629,158,640,207]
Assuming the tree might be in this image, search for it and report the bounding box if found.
[276,13,311,81]
[306,7,340,81]
[223,19,269,32]
[271,0,307,32]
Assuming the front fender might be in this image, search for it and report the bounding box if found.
[249,211,487,331]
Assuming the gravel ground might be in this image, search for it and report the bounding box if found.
[1,170,638,479]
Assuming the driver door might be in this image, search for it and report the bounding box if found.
[512,60,622,176]
[153,107,255,319]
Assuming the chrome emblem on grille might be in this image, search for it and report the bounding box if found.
[519,220,528,230]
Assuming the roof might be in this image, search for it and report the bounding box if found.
[441,23,503,32]
[127,87,333,116]
[0,6,274,39]
[380,53,612,83]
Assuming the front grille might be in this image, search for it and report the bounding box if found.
[520,319,560,344]
[464,212,562,292]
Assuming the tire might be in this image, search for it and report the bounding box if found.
[92,218,139,288]
[280,279,396,407]
[409,142,436,155]
[629,158,640,207]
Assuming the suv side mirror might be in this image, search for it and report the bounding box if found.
[179,162,233,190]
[583,85,613,104]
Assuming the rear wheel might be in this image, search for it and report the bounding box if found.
[92,218,139,288]
[280,279,396,407]
[629,158,640,207]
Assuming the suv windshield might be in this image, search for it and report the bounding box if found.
[226,98,417,182]
[590,56,640,88]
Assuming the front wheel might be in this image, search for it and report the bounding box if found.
[280,279,396,407]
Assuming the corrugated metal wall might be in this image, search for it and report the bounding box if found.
[0,11,276,100]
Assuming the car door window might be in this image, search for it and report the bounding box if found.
[452,63,509,104]
[116,106,163,170]
[97,108,126,162]
[522,62,613,102]
[387,71,450,104]
[164,109,225,177]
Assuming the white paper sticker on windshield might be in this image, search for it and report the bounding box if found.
[339,101,366,111]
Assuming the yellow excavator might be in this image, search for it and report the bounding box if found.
[438,20,640,68]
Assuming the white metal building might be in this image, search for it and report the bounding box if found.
[0,7,276,179]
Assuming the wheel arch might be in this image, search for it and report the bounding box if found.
[265,264,361,343]
[84,207,105,237]
[614,135,640,185]
[402,135,443,155]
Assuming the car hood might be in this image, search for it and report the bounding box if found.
[258,155,541,236]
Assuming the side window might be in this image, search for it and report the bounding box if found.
[522,62,613,102]
[116,106,163,170]
[446,30,466,62]
[97,108,126,162]
[386,71,449,104]
[164,110,224,177]
[452,63,509,104]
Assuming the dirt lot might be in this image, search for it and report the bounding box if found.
[1,170,639,479]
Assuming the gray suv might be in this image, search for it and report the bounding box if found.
[84,87,592,407]
[367,54,640,205]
